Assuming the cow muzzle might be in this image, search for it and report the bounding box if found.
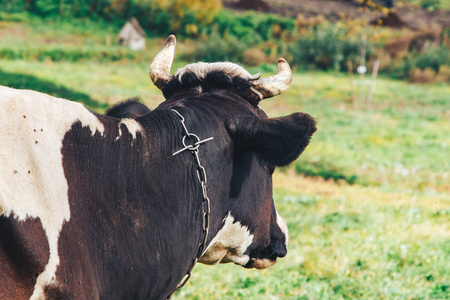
[244,238,288,269]
[244,212,289,269]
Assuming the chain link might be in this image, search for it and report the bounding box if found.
[166,109,214,299]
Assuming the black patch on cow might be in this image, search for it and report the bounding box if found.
[0,216,49,299]
[229,151,253,199]
[56,112,204,299]
[232,112,317,167]
[105,97,151,119]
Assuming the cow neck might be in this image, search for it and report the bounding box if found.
[166,109,213,300]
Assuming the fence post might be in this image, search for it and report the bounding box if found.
[347,61,356,108]
[366,59,381,109]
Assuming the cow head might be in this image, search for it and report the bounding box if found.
[148,35,316,269]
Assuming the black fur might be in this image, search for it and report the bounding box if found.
[233,113,317,167]
[105,98,151,119]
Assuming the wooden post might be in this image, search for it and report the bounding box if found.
[366,59,381,109]
[347,61,356,108]
[358,37,367,104]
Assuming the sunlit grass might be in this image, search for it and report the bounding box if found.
[175,172,449,299]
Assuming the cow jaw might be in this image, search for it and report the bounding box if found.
[199,212,253,266]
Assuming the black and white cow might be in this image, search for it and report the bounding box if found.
[0,35,316,299]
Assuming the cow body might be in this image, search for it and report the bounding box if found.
[1,87,210,299]
[0,36,316,300]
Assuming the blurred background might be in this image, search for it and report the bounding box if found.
[0,0,448,298]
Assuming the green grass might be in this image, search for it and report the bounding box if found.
[2,57,447,299]
[399,0,450,10]
[0,17,449,300]
[262,71,450,193]
[175,179,449,299]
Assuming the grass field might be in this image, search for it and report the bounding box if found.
[1,18,449,299]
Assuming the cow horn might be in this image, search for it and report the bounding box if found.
[149,35,176,90]
[251,58,292,100]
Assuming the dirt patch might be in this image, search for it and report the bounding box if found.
[370,11,407,28]
[223,0,450,30]
[0,21,28,38]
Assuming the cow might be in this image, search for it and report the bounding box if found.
[105,97,152,119]
[0,35,316,299]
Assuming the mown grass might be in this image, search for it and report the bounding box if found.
[0,17,449,300]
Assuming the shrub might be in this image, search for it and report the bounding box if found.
[408,68,437,83]
[242,47,267,66]
[413,45,450,72]
[180,34,246,62]
[0,0,27,13]
[289,24,371,71]
[204,10,297,46]
[0,0,222,38]
[420,0,441,10]
[393,45,450,79]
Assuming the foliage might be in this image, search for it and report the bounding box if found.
[392,45,450,80]
[2,1,448,83]
[180,10,296,65]
[206,10,296,45]
[0,0,222,37]
[0,0,27,13]
[289,24,372,71]
[180,34,246,63]
[420,0,441,10]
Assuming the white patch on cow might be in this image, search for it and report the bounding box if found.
[0,86,105,299]
[276,211,289,247]
[175,62,260,85]
[199,212,253,266]
[116,118,142,140]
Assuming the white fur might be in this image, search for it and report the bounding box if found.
[0,86,104,299]
[117,118,142,140]
[175,62,260,85]
[199,212,253,266]
[199,210,289,269]
[276,211,289,247]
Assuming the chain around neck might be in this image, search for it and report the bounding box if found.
[166,109,213,299]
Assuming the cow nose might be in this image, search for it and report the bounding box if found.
[270,239,287,258]
[243,239,287,269]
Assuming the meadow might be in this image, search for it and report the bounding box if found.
[0,17,449,299]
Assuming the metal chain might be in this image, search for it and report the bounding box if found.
[166,109,213,299]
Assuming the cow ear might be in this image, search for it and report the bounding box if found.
[234,113,317,166]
